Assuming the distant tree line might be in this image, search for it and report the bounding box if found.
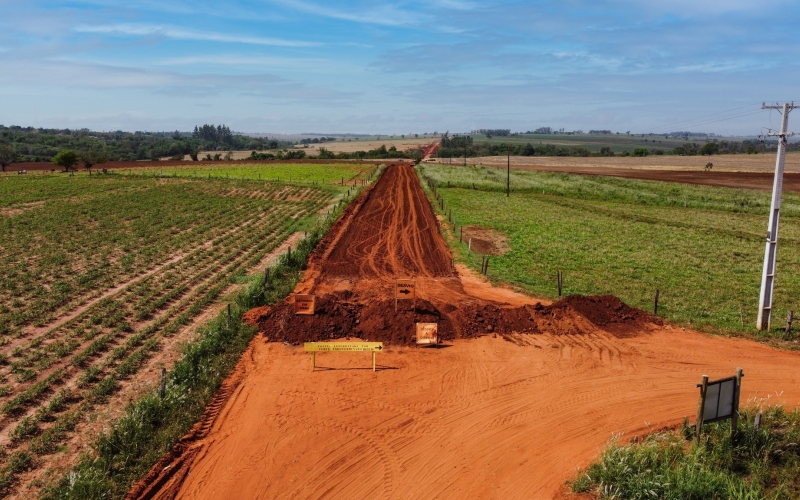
[248,144,422,162]
[435,137,799,159]
[0,124,294,163]
[299,137,336,145]
[474,129,510,137]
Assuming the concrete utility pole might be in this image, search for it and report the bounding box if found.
[757,102,796,330]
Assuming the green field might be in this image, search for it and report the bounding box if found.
[0,166,360,495]
[419,164,800,339]
[470,132,758,154]
[123,162,375,185]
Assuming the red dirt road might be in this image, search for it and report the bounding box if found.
[130,165,800,500]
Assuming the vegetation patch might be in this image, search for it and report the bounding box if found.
[571,406,800,499]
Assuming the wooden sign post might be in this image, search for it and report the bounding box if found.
[395,278,416,313]
[295,294,316,315]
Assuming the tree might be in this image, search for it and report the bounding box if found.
[80,149,108,171]
[53,150,79,171]
[699,142,720,155]
[0,145,16,172]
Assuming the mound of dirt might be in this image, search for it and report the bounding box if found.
[250,293,660,345]
[548,294,663,336]
[256,292,457,345]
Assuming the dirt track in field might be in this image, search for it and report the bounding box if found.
[129,165,800,500]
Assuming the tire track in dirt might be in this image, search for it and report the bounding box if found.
[129,164,800,500]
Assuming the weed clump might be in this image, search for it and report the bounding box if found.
[571,406,800,499]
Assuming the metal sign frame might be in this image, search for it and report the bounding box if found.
[695,368,744,439]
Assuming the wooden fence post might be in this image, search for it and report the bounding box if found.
[227,304,231,328]
[263,267,270,286]
[731,367,744,435]
[159,368,166,399]
[787,310,794,336]
[654,289,660,315]
[557,271,563,297]
[696,375,709,441]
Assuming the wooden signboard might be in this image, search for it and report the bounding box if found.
[294,294,315,315]
[396,279,416,299]
[416,323,438,345]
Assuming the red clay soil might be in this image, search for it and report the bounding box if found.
[420,140,440,159]
[323,163,454,278]
[128,164,800,500]
[516,165,800,192]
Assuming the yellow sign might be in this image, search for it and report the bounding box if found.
[396,279,416,299]
[416,323,438,345]
[304,342,384,352]
[295,294,315,315]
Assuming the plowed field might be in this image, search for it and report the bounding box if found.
[131,165,800,500]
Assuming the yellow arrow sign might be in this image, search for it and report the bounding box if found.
[304,342,384,352]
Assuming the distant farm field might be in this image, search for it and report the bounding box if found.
[0,165,356,494]
[123,162,376,185]
[420,164,800,338]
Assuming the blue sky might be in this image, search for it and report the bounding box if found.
[0,0,798,134]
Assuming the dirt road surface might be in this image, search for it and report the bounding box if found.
[130,165,800,500]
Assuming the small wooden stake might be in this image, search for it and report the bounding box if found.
[468,238,472,254]
[227,304,231,327]
[460,226,463,242]
[372,352,376,372]
[696,374,709,441]
[754,412,762,431]
[731,367,743,435]
[654,289,660,315]
[484,258,489,275]
[263,267,270,286]
[159,368,166,399]
[787,310,794,336]
[557,271,563,296]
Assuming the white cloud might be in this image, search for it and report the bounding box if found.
[74,24,319,47]
[272,0,421,27]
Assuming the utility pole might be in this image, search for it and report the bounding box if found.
[757,102,796,330]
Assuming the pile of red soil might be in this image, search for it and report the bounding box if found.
[248,293,660,345]
[254,292,457,345]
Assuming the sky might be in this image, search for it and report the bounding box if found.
[0,0,798,135]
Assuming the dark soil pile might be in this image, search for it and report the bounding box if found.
[256,292,456,345]
[250,293,661,345]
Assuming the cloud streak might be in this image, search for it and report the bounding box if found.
[75,24,319,47]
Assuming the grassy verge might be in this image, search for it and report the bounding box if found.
[417,164,800,342]
[571,406,800,499]
[38,197,352,500]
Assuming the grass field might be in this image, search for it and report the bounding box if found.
[0,165,365,495]
[419,164,800,339]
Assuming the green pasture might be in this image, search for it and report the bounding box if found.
[419,164,800,339]
[120,162,373,185]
